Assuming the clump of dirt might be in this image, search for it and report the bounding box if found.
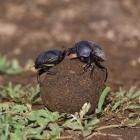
[40,57,106,114]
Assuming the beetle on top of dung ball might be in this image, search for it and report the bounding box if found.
[34,40,108,84]
[67,40,108,82]
[34,49,66,84]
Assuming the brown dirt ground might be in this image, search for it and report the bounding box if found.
[0,0,140,139]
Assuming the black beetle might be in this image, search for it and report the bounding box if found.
[67,40,108,82]
[34,49,66,83]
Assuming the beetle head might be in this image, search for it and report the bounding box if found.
[66,47,77,59]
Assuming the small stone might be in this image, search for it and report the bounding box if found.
[131,60,137,67]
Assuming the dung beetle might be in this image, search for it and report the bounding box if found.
[67,40,108,82]
[34,49,66,83]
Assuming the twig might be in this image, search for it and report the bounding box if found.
[87,132,122,139]
[95,124,122,131]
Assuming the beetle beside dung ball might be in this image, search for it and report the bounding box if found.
[34,49,66,83]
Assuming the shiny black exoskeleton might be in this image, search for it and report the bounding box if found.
[35,49,66,83]
[67,40,108,82]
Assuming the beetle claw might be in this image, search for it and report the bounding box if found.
[83,63,92,72]
[82,64,87,68]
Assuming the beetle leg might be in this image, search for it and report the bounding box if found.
[95,61,108,82]
[83,55,92,72]
[37,73,40,83]
[37,74,43,86]
[90,64,95,79]
[83,64,90,72]
[37,69,45,85]
[41,66,56,75]
[47,70,56,75]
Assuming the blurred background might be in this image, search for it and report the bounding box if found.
[0,0,140,90]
